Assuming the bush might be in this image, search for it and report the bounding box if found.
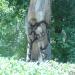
[0,57,75,75]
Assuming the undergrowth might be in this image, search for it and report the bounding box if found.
[0,57,75,75]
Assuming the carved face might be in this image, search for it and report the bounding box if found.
[29,18,37,26]
[35,23,46,39]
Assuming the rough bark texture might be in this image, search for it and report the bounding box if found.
[25,0,51,62]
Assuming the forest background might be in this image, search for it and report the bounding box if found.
[0,0,75,63]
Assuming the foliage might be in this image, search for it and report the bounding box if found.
[51,0,75,63]
[0,0,28,59]
[0,57,75,75]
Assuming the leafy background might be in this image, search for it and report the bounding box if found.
[0,0,75,63]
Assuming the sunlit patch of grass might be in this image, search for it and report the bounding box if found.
[0,57,75,75]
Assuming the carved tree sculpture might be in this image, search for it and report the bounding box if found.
[25,0,52,62]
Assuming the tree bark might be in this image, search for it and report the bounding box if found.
[25,0,52,62]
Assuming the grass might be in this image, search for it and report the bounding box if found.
[0,57,75,75]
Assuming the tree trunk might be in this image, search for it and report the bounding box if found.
[25,0,52,62]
